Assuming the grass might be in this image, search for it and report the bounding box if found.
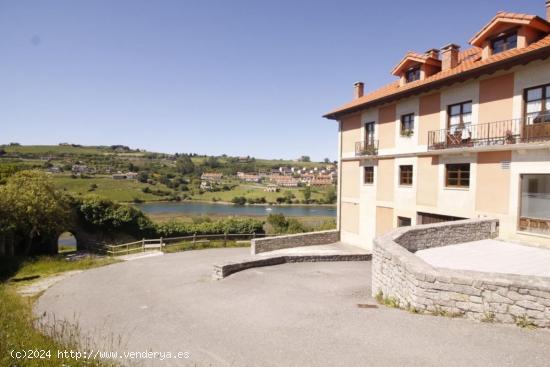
[0,254,121,366]
[162,240,248,253]
[190,183,333,203]
[52,175,173,202]
[374,290,400,308]
[481,312,496,323]
[514,314,537,329]
[2,255,119,284]
[0,284,120,366]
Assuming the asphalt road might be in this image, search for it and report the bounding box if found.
[36,248,550,367]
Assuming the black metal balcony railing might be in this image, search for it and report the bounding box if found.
[355,139,379,156]
[427,114,550,151]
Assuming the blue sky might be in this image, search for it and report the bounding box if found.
[0,0,544,160]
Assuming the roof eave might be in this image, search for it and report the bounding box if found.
[323,45,550,120]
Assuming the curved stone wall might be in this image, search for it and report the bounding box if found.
[372,219,550,328]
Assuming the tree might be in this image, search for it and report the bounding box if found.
[0,170,71,254]
[204,156,220,168]
[303,186,312,203]
[299,155,311,162]
[0,164,18,184]
[137,171,149,183]
[231,196,247,206]
[283,190,295,204]
[323,158,330,163]
[324,186,337,204]
[176,155,195,174]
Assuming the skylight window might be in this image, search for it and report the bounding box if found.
[491,32,517,54]
[405,67,421,83]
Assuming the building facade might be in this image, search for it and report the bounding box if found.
[325,4,550,250]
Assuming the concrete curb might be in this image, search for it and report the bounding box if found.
[213,253,371,279]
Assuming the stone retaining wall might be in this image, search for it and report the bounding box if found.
[251,230,340,255]
[372,219,550,328]
[213,253,371,280]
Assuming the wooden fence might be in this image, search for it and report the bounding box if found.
[101,233,277,257]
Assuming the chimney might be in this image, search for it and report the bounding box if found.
[354,82,364,99]
[425,48,440,59]
[440,43,460,71]
[546,0,550,22]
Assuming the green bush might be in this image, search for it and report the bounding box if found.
[155,217,264,237]
[75,195,155,237]
[231,196,247,205]
[266,213,309,234]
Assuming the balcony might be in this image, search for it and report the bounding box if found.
[355,140,379,157]
[427,114,550,151]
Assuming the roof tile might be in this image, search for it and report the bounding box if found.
[324,34,550,118]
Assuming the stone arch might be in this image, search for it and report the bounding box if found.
[56,231,79,253]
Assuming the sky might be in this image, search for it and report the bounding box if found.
[0,0,544,161]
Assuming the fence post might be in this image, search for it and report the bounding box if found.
[126,242,129,255]
[252,232,256,240]
[224,232,227,247]
[160,237,163,250]
[142,238,145,252]
[193,233,196,246]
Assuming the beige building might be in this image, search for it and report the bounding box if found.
[324,4,550,250]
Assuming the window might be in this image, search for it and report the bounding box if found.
[445,163,470,188]
[365,122,375,144]
[363,166,374,184]
[525,84,550,124]
[448,101,472,132]
[519,174,550,234]
[400,114,414,136]
[491,32,517,55]
[417,212,465,225]
[399,165,413,186]
[398,216,411,227]
[405,66,420,83]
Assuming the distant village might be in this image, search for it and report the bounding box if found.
[200,165,337,192]
[44,160,337,193]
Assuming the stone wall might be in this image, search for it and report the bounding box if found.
[372,219,550,328]
[251,230,340,255]
[213,252,370,279]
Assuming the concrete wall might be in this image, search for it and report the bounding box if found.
[418,92,441,146]
[341,202,360,234]
[251,230,340,255]
[475,151,511,215]
[376,158,394,202]
[341,114,362,156]
[478,73,514,122]
[378,104,396,150]
[375,206,394,236]
[372,219,550,328]
[416,155,439,207]
[341,161,360,199]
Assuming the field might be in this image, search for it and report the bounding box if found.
[2,145,326,167]
[1,145,336,204]
[52,175,173,202]
[190,183,333,203]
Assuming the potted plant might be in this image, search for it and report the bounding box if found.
[505,129,515,144]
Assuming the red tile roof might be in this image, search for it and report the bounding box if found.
[324,34,550,120]
[391,51,441,76]
[470,12,550,46]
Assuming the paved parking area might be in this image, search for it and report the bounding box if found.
[36,248,550,366]
[416,239,550,277]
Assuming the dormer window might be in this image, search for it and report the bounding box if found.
[405,67,421,83]
[491,32,517,54]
